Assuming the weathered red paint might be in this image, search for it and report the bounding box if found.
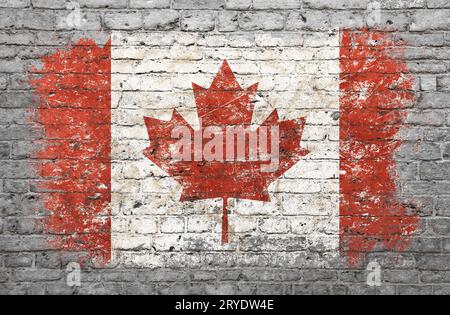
[340,30,419,267]
[144,61,309,243]
[30,39,112,265]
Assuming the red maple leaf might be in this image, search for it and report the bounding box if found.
[144,60,309,243]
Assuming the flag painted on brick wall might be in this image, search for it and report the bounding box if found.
[30,30,419,267]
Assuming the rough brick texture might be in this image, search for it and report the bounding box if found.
[0,0,449,295]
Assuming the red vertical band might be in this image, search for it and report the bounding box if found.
[30,39,112,266]
[339,30,419,267]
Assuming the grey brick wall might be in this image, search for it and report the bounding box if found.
[0,0,449,295]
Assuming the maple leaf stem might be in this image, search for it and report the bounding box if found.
[222,197,229,244]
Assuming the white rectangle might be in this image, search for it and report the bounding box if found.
[111,31,340,268]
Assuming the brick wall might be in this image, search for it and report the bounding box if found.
[0,0,449,295]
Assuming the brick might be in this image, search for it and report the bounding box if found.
[168,283,204,295]
[230,217,257,233]
[13,269,63,282]
[144,10,179,30]
[410,10,450,31]
[3,180,29,193]
[445,32,450,45]
[240,236,307,252]
[408,61,447,73]
[294,284,313,294]
[0,76,6,90]
[0,32,34,45]
[397,33,444,47]
[404,181,450,195]
[423,128,450,142]
[434,286,450,295]
[205,283,235,295]
[0,271,9,283]
[444,239,450,252]
[413,236,443,253]
[303,270,337,282]
[5,254,34,268]
[236,283,257,295]
[0,143,10,159]
[421,162,450,180]
[0,0,29,7]
[381,0,426,9]
[187,216,213,233]
[240,269,301,281]
[312,283,331,295]
[19,194,45,217]
[160,217,185,233]
[259,218,289,234]
[330,11,365,29]
[421,76,437,91]
[303,0,371,9]
[428,0,450,8]
[181,11,216,32]
[435,48,450,59]
[197,35,228,47]
[331,285,348,295]
[404,197,435,217]
[9,73,33,90]
[6,217,43,234]
[130,218,158,234]
[255,33,304,47]
[0,162,35,180]
[421,271,450,283]
[0,46,16,58]
[79,282,124,295]
[0,60,28,73]
[191,271,216,281]
[438,77,450,91]
[253,0,301,9]
[0,92,36,109]
[31,0,67,8]
[257,284,286,295]
[217,11,239,32]
[60,12,102,31]
[398,285,433,295]
[418,92,450,109]
[384,270,420,283]
[77,0,127,8]
[367,11,411,31]
[19,10,59,30]
[173,0,225,9]
[445,144,450,159]
[0,194,19,217]
[36,252,62,269]
[0,10,21,29]
[239,12,285,31]
[11,141,39,160]
[286,11,331,31]
[438,198,450,216]
[407,111,445,126]
[103,271,138,282]
[130,0,170,8]
[123,284,156,295]
[226,0,251,10]
[338,270,366,283]
[396,142,442,161]
[397,162,418,180]
[404,47,434,60]
[429,218,450,235]
[104,13,143,30]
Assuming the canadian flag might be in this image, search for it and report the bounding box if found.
[30,29,419,268]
